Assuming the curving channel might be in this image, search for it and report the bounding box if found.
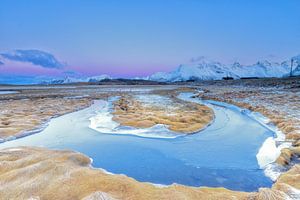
[0,92,280,191]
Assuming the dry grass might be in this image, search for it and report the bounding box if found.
[112,95,213,133]
[0,98,92,140]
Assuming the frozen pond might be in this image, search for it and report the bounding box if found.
[0,91,19,94]
[0,93,277,191]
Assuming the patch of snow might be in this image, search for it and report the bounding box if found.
[263,163,286,181]
[0,91,19,95]
[256,137,281,168]
[4,148,23,152]
[286,185,300,200]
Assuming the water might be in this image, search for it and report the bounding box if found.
[0,93,274,191]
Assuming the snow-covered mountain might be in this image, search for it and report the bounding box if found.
[232,61,290,78]
[147,57,296,82]
[289,55,300,76]
[44,74,111,84]
[41,55,300,84]
[85,75,112,83]
[149,60,238,82]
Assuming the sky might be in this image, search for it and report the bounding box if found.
[0,0,300,81]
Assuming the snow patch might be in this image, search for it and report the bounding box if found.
[286,185,300,200]
[4,148,23,152]
[0,91,19,95]
[256,137,281,168]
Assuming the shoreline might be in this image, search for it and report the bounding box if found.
[89,96,215,139]
[200,96,290,181]
[195,88,300,166]
[179,92,289,182]
[0,100,93,143]
[88,98,184,139]
[112,94,214,134]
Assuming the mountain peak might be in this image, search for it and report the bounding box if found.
[256,60,272,66]
[231,62,242,68]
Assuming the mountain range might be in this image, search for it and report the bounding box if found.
[45,55,300,84]
[43,75,111,84]
[146,55,300,82]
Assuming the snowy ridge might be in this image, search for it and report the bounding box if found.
[44,74,111,84]
[147,56,299,82]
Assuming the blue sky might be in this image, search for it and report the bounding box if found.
[0,0,300,79]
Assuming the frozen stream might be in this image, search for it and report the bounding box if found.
[0,92,279,191]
